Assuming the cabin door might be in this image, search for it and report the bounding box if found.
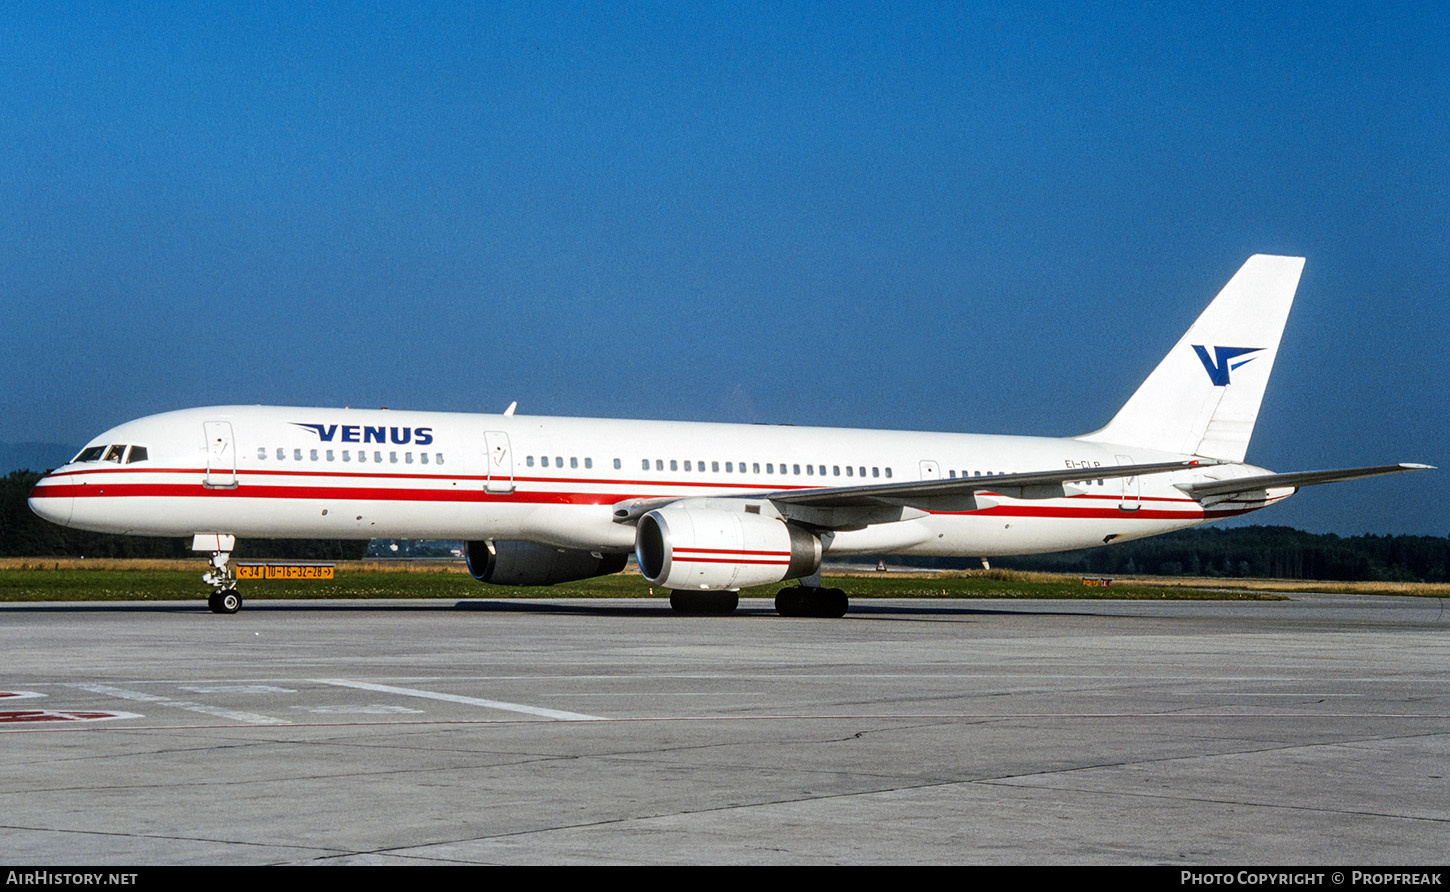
[484,431,515,494]
[1116,454,1140,511]
[203,421,238,489]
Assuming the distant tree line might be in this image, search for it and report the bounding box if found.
[2,470,366,560]
[895,525,1450,582]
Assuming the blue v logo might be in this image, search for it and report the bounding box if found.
[1192,345,1264,386]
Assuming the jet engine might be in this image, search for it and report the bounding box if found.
[635,504,821,591]
[465,540,628,586]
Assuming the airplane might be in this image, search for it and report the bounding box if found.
[28,255,1429,616]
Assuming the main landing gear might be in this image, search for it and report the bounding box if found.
[669,590,739,616]
[203,551,242,614]
[775,586,849,618]
[666,584,851,618]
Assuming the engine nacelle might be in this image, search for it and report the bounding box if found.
[465,540,628,586]
[635,504,821,591]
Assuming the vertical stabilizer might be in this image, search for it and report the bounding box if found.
[1078,255,1305,461]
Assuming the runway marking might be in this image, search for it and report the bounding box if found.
[0,709,141,724]
[179,684,297,694]
[1174,692,1366,697]
[65,683,291,726]
[314,679,605,721]
[292,704,426,715]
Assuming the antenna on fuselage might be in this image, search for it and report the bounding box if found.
[503,401,517,417]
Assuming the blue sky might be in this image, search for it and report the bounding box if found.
[2,2,1445,535]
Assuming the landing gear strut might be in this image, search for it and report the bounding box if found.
[203,551,242,614]
[775,586,848,618]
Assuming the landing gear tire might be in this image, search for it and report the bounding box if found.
[775,586,849,618]
[208,590,242,614]
[669,590,739,616]
[775,587,805,617]
[818,587,848,618]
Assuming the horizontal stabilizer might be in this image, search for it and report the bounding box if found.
[1178,463,1432,500]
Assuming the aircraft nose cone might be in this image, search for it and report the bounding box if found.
[28,477,74,528]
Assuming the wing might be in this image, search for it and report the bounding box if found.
[612,459,1214,529]
[766,460,1211,507]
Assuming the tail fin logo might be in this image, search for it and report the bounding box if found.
[1192,345,1264,386]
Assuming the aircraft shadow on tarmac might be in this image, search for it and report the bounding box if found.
[0,599,1092,619]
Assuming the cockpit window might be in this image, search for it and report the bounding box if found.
[71,444,147,464]
[74,446,106,463]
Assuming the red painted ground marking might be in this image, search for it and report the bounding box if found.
[0,710,131,723]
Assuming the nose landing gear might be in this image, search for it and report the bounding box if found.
[202,549,242,614]
[193,534,242,614]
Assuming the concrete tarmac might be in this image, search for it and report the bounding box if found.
[0,594,1445,865]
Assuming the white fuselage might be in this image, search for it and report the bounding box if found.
[27,405,1285,558]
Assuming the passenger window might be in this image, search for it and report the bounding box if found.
[571,457,578,469]
[389,452,398,463]
[712,461,719,472]
[277,448,285,460]
[766,463,774,474]
[358,451,366,463]
[793,464,801,475]
[527,456,535,467]
[374,451,383,463]
[872,467,879,478]
[685,460,692,472]
[585,458,592,469]
[656,460,663,471]
[420,453,429,465]
[753,463,760,473]
[806,465,813,476]
[670,460,678,471]
[885,468,893,478]
[294,449,303,461]
[258,448,267,460]
[327,450,335,462]
[405,452,413,463]
[555,456,562,467]
[541,456,549,468]
[436,454,444,465]
[343,451,352,462]
[846,466,853,477]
